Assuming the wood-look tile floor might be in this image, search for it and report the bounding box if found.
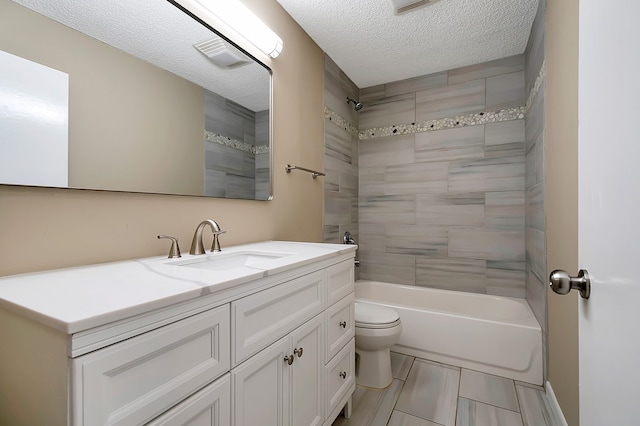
[332,352,562,426]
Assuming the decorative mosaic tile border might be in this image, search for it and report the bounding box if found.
[324,62,546,141]
[358,106,526,140]
[204,130,269,154]
[525,60,546,114]
[254,145,269,154]
[323,106,359,138]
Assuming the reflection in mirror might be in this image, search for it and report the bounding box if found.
[0,0,272,200]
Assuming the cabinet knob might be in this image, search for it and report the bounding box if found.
[284,355,294,365]
[339,321,347,328]
[339,371,347,379]
[294,347,304,358]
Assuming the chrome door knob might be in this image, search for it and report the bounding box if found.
[549,269,591,299]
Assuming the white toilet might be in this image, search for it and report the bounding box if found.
[354,302,402,389]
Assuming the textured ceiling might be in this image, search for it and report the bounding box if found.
[11,0,271,112]
[275,0,539,88]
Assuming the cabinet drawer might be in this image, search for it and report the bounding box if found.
[71,304,230,426]
[326,261,354,306]
[232,270,325,365]
[147,373,230,426]
[325,338,355,417]
[325,293,355,363]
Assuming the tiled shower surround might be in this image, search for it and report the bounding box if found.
[356,55,527,296]
[324,52,545,299]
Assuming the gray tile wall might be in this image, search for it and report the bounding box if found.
[524,0,547,375]
[324,55,359,245]
[204,90,268,199]
[357,55,527,296]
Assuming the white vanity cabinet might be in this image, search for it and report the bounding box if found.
[0,242,356,426]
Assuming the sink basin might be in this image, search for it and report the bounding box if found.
[167,250,294,271]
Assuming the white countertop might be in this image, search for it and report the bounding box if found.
[0,241,356,334]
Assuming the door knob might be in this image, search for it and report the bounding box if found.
[549,269,591,299]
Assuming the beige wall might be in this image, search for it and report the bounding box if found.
[0,0,325,276]
[546,0,580,424]
[0,2,205,196]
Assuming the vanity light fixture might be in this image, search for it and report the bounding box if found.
[191,0,283,58]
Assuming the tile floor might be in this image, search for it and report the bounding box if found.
[332,352,562,426]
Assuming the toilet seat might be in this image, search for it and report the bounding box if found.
[355,302,401,329]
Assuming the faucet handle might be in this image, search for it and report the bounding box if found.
[211,230,227,252]
[157,235,181,258]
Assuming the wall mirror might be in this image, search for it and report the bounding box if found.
[0,0,273,200]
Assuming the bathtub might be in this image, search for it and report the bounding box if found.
[355,280,543,385]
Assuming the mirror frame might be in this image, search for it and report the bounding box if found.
[169,0,274,201]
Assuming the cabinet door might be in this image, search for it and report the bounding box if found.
[72,305,230,426]
[232,336,290,426]
[147,373,230,426]
[290,315,325,426]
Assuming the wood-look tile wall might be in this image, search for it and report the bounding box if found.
[357,55,527,296]
[323,55,359,245]
[524,0,547,366]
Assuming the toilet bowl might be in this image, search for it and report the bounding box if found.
[354,302,402,389]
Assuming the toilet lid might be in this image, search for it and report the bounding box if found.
[355,302,400,326]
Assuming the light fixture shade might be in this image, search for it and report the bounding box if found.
[192,0,283,58]
[388,0,431,14]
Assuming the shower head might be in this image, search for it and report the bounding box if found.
[346,97,363,111]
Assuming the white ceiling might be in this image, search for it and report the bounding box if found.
[275,0,539,88]
[11,0,271,112]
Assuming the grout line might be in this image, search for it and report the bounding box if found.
[391,408,447,426]
[455,364,462,425]
[514,385,527,426]
[385,355,415,426]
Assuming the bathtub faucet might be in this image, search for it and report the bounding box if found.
[343,231,360,267]
[343,231,356,245]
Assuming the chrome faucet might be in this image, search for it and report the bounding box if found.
[189,219,226,255]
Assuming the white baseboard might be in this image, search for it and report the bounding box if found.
[545,381,569,426]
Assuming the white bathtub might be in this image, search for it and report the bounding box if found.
[355,280,543,385]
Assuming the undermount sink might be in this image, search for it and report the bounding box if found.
[167,250,294,271]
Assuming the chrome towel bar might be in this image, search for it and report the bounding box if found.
[285,164,325,179]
